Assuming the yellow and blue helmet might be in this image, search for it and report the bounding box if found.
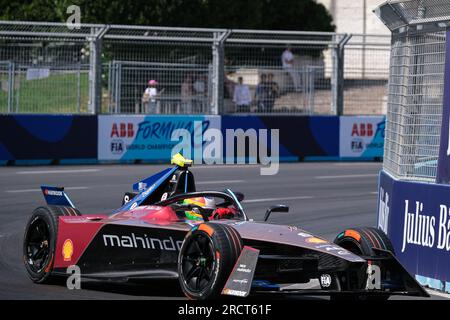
[183,197,216,221]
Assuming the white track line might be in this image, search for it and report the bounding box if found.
[244,196,313,204]
[315,174,378,179]
[5,186,89,193]
[16,169,100,175]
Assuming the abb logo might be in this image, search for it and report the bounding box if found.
[111,123,134,138]
[351,123,373,137]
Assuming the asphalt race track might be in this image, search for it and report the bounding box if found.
[0,162,446,300]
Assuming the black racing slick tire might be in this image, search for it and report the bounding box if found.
[178,223,243,300]
[333,227,394,301]
[333,227,395,257]
[23,206,81,283]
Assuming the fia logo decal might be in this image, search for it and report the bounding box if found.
[320,274,332,288]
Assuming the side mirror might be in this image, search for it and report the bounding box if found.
[226,189,245,202]
[264,205,289,222]
[234,191,245,202]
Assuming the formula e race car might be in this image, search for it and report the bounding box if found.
[23,154,428,300]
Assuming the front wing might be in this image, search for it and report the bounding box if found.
[223,246,429,298]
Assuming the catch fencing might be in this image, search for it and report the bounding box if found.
[0,21,390,116]
[377,0,450,182]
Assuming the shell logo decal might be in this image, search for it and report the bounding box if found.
[62,239,74,262]
[306,237,328,244]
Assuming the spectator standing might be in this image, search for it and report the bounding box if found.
[266,73,280,112]
[224,72,235,100]
[281,45,301,92]
[255,74,269,112]
[193,75,207,113]
[181,75,193,114]
[233,77,252,113]
[142,79,160,114]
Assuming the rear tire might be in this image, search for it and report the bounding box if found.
[23,206,80,283]
[333,227,394,301]
[178,223,243,300]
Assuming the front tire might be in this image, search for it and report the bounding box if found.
[334,227,395,257]
[333,227,394,301]
[23,206,80,283]
[178,223,243,300]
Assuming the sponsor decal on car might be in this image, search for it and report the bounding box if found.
[233,279,249,284]
[62,239,74,262]
[236,265,252,273]
[306,237,328,244]
[297,232,312,238]
[222,288,247,297]
[102,233,183,251]
[315,244,350,255]
[320,274,332,288]
[44,189,63,196]
[222,247,259,298]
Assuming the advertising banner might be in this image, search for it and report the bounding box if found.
[0,115,97,161]
[98,115,221,161]
[221,116,340,160]
[377,170,450,283]
[339,116,385,158]
[436,29,450,184]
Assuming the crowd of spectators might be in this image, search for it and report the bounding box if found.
[143,46,298,114]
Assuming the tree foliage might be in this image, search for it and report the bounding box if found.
[0,0,335,31]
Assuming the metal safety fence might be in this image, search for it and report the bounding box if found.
[343,34,391,115]
[376,0,450,182]
[0,20,390,116]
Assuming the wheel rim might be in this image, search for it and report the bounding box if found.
[181,233,216,293]
[25,218,51,273]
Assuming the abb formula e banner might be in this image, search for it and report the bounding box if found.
[339,116,385,158]
[98,115,220,161]
[378,171,450,287]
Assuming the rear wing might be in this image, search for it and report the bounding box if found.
[40,186,75,208]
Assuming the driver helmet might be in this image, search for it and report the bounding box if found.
[183,197,216,221]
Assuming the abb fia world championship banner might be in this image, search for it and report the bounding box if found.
[339,116,385,159]
[98,115,221,161]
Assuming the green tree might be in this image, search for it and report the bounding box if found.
[0,0,334,32]
[260,0,334,31]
